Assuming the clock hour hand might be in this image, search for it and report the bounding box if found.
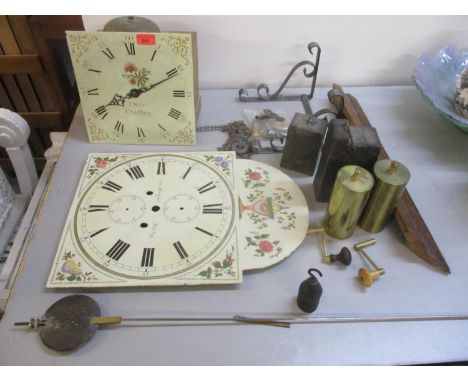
[105,73,178,106]
[126,73,178,99]
[105,93,128,107]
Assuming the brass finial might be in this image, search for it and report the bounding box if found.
[351,168,361,181]
[387,161,399,175]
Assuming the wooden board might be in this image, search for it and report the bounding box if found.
[0,16,42,112]
[7,16,55,112]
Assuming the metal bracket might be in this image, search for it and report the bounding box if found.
[239,42,321,115]
[238,42,344,119]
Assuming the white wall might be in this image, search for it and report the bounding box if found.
[83,15,468,89]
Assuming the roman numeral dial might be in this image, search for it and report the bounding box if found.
[198,182,216,194]
[202,204,223,214]
[173,241,189,259]
[101,47,115,60]
[125,42,136,55]
[101,180,122,192]
[88,204,109,212]
[173,90,185,98]
[74,153,235,281]
[67,31,196,145]
[106,239,130,261]
[114,121,124,133]
[95,106,108,119]
[126,165,144,180]
[141,248,155,267]
[157,161,166,175]
[168,108,182,120]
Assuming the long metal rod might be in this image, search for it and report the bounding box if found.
[16,314,468,331]
[122,316,289,328]
[119,314,468,325]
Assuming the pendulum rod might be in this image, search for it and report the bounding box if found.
[17,313,468,329]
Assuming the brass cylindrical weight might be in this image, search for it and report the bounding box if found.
[359,159,410,233]
[324,165,374,239]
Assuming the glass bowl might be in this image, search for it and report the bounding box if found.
[413,45,468,133]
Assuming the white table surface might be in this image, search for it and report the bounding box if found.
[1,86,468,365]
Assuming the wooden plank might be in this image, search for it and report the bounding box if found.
[28,16,84,39]
[28,16,72,125]
[18,112,64,130]
[28,126,45,157]
[0,55,43,74]
[0,16,42,112]
[0,77,13,109]
[7,16,55,111]
[0,45,28,111]
[331,83,450,274]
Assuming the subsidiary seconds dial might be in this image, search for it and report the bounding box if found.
[74,154,235,279]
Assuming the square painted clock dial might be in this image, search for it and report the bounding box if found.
[48,152,240,287]
[67,31,197,145]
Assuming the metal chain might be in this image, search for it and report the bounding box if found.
[196,121,253,158]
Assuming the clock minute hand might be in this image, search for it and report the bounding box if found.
[104,73,178,107]
[127,73,178,99]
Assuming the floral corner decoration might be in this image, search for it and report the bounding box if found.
[204,154,232,176]
[55,251,98,283]
[198,253,236,279]
[87,156,119,178]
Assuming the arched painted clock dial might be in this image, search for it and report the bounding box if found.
[73,154,235,279]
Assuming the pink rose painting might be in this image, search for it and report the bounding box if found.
[122,63,150,88]
[246,233,282,258]
[96,159,107,168]
[124,62,138,73]
[87,156,118,178]
[243,168,269,189]
[258,240,273,253]
[249,171,262,181]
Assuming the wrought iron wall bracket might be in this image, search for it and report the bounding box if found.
[239,42,323,115]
